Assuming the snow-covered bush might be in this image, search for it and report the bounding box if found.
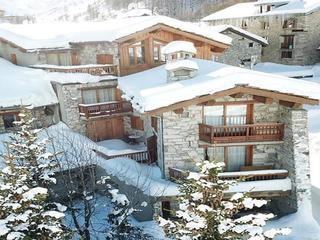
[159,160,291,240]
[107,184,152,240]
[0,112,69,239]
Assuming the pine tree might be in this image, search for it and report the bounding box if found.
[0,112,70,239]
[159,160,291,240]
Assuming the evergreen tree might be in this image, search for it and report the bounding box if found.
[0,112,69,239]
[159,160,291,240]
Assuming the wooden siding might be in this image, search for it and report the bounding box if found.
[86,117,124,141]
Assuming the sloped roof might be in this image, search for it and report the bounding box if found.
[118,58,320,113]
[209,25,268,45]
[0,16,231,52]
[202,0,320,21]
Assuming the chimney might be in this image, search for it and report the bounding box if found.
[162,41,199,82]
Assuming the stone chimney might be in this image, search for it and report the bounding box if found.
[162,41,199,82]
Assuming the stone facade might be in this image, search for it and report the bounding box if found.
[217,30,263,67]
[206,11,320,65]
[52,80,118,134]
[162,105,204,177]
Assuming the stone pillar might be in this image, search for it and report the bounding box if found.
[275,108,310,214]
[0,116,4,133]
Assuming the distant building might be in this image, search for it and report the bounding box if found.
[209,25,268,67]
[202,0,320,65]
[0,9,34,24]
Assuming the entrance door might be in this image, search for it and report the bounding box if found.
[86,117,124,141]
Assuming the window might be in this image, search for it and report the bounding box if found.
[130,116,144,130]
[283,18,297,29]
[2,114,18,129]
[262,21,269,30]
[241,20,248,29]
[11,54,17,64]
[249,42,254,48]
[128,41,146,65]
[281,51,293,59]
[153,40,166,63]
[82,87,116,104]
[281,35,294,49]
[96,54,113,64]
[161,201,171,220]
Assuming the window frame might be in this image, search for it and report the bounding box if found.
[128,41,146,66]
[81,86,117,104]
[1,112,20,129]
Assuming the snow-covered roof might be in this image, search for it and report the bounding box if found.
[209,25,268,45]
[162,41,197,55]
[165,60,199,71]
[0,16,231,51]
[0,58,58,108]
[118,58,320,113]
[0,58,114,108]
[255,0,291,6]
[253,62,314,78]
[202,0,320,21]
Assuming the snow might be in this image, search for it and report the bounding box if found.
[118,58,320,113]
[266,200,320,240]
[165,59,199,71]
[42,211,65,219]
[253,62,314,78]
[96,139,146,157]
[202,0,320,21]
[118,8,153,18]
[22,187,48,200]
[208,25,269,45]
[225,178,292,193]
[219,169,288,177]
[162,41,197,55]
[48,72,116,85]
[0,16,231,51]
[0,58,58,108]
[100,157,179,197]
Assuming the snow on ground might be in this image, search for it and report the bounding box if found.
[266,200,320,240]
[97,139,146,156]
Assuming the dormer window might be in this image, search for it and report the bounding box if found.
[283,18,297,29]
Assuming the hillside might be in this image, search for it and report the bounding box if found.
[0,0,254,22]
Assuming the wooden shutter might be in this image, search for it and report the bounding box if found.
[11,54,17,64]
[96,54,113,64]
[131,116,144,130]
[71,52,80,65]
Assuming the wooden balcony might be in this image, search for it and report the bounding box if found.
[79,101,132,119]
[31,64,118,76]
[199,123,284,144]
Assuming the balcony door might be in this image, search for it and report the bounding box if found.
[204,105,247,126]
[82,87,116,105]
[204,103,252,172]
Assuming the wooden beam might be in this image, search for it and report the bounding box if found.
[199,100,256,106]
[230,93,245,98]
[253,95,273,104]
[173,108,184,114]
[246,145,253,166]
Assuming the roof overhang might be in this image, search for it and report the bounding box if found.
[115,23,230,51]
[144,84,319,116]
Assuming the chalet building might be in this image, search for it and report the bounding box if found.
[0,9,34,24]
[118,41,320,216]
[0,16,233,142]
[0,58,59,133]
[0,15,231,76]
[207,25,269,67]
[202,0,320,65]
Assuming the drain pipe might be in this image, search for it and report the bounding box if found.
[154,115,165,179]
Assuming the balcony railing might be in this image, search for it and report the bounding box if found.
[31,64,118,76]
[79,101,132,119]
[199,123,284,144]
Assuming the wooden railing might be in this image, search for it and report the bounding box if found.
[32,64,118,76]
[169,168,288,182]
[79,101,132,119]
[94,148,156,164]
[199,123,284,144]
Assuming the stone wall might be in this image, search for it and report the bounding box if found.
[217,30,262,67]
[74,42,119,66]
[275,108,310,214]
[53,80,118,134]
[207,11,320,65]
[162,105,204,177]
